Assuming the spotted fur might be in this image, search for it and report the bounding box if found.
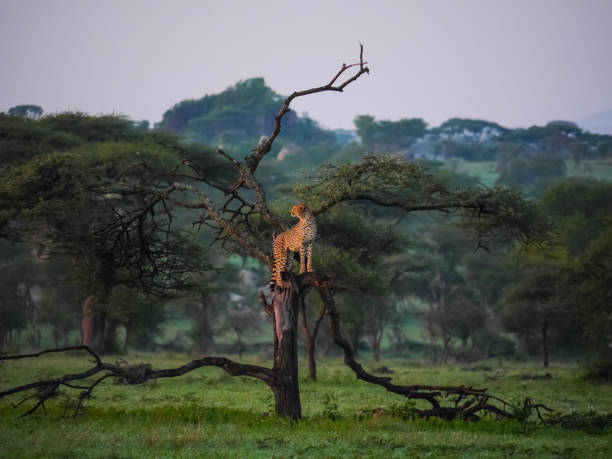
[270,204,317,289]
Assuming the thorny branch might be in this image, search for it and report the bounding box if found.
[297,156,551,247]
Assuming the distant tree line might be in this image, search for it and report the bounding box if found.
[2,78,611,381]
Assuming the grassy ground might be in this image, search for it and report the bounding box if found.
[1,353,611,458]
[565,158,612,181]
[453,160,500,187]
[451,158,612,187]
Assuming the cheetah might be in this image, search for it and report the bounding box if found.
[270,204,317,290]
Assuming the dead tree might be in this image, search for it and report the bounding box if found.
[0,45,551,421]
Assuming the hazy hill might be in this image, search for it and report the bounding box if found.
[157,78,335,149]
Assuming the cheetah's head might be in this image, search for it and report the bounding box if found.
[290,203,308,218]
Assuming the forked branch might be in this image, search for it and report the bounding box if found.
[235,44,369,185]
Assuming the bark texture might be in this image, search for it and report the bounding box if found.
[81,296,105,353]
[271,274,301,419]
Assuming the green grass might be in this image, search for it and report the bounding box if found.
[1,354,611,458]
[565,158,612,181]
[449,158,612,188]
[452,160,500,187]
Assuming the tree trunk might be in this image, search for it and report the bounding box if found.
[542,323,549,368]
[104,320,119,354]
[367,318,383,362]
[81,296,105,353]
[372,337,381,362]
[270,274,301,420]
[298,293,325,382]
[367,328,382,362]
[235,329,244,358]
[441,334,452,364]
[197,298,214,355]
[348,326,362,358]
[300,306,317,381]
[483,332,494,360]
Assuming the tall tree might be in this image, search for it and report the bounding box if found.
[0,138,212,352]
[500,254,564,367]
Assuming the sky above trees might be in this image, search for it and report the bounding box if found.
[1,0,611,130]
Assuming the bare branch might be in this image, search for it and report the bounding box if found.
[235,44,370,185]
[1,346,278,417]
[169,183,272,267]
[217,148,287,232]
[259,290,274,318]
[312,284,516,421]
[1,345,102,366]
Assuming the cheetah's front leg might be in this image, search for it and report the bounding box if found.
[299,245,307,274]
[306,244,313,272]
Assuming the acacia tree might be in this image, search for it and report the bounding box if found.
[0,145,208,353]
[1,46,550,421]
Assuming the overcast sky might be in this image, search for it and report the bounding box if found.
[1,0,611,130]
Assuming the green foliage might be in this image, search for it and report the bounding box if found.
[0,114,224,352]
[561,227,612,356]
[540,179,612,255]
[295,155,446,208]
[515,179,612,369]
[3,77,612,375]
[581,355,612,382]
[297,155,550,247]
[425,118,508,162]
[496,155,567,194]
[500,121,581,146]
[7,104,43,119]
[435,118,509,138]
[0,114,78,165]
[43,112,145,143]
[317,204,405,265]
[159,78,334,149]
[387,400,419,420]
[401,227,507,362]
[105,286,167,351]
[354,114,427,150]
[321,393,340,420]
[545,409,612,433]
[0,112,171,167]
[500,254,563,326]
[0,242,35,345]
[509,401,534,424]
[432,138,499,161]
[36,260,83,345]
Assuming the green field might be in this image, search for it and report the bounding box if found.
[1,353,611,458]
[448,158,612,188]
